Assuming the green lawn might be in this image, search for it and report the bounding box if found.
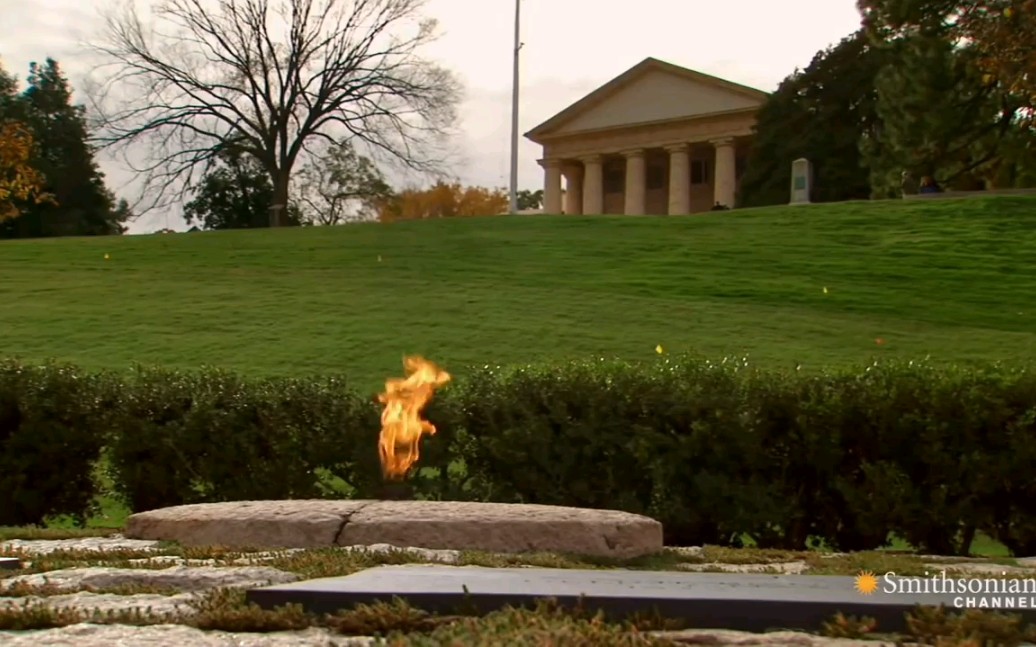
[2,196,1035,391]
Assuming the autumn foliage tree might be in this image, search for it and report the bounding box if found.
[858,0,1036,120]
[0,58,128,238]
[375,181,508,222]
[855,0,1036,192]
[13,60,126,237]
[962,1,1036,112]
[0,121,49,219]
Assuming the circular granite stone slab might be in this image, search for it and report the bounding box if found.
[123,500,663,558]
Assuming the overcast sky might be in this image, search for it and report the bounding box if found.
[1,0,863,233]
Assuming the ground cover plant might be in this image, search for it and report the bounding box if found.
[1,197,1035,389]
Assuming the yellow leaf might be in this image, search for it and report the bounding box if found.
[104,253,110,260]
[0,120,51,219]
[655,344,664,354]
[823,286,829,294]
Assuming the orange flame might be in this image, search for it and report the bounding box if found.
[378,356,451,480]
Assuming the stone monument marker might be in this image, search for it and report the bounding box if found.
[790,158,812,204]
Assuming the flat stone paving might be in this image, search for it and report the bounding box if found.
[247,564,1036,633]
[1,536,160,555]
[6,535,1036,645]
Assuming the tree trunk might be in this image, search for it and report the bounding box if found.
[270,170,291,227]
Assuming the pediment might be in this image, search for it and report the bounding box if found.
[526,58,768,141]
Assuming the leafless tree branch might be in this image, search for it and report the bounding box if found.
[294,138,390,224]
[86,0,462,222]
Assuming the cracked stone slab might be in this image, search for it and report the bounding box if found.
[651,628,895,645]
[125,499,663,558]
[0,592,196,615]
[668,546,704,558]
[336,500,662,558]
[677,561,807,575]
[127,549,308,568]
[124,500,375,549]
[0,536,162,556]
[127,556,220,567]
[1,565,297,593]
[127,545,459,568]
[0,623,374,646]
[923,561,1036,576]
[0,623,898,647]
[337,543,460,564]
[921,554,996,562]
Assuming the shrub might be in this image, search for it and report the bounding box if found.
[454,360,657,515]
[0,360,112,526]
[448,356,1036,551]
[3,355,1036,555]
[104,368,378,511]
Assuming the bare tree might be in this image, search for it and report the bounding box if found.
[295,140,391,224]
[87,0,462,225]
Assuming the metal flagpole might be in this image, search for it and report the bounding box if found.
[508,0,522,214]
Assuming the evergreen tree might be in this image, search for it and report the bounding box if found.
[0,60,19,117]
[858,0,1036,119]
[184,148,302,230]
[862,31,1024,197]
[987,125,1036,188]
[0,59,127,238]
[737,30,887,207]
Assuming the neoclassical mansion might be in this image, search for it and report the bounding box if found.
[524,57,768,215]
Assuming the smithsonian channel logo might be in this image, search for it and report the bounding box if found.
[855,570,1036,609]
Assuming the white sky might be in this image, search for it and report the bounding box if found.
[0,0,863,233]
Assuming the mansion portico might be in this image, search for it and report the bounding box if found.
[524,57,769,215]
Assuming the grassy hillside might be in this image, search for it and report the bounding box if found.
[2,196,1035,391]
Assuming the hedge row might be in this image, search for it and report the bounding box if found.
[2,357,1035,555]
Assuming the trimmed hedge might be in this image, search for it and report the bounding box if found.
[0,362,115,526]
[2,357,1035,556]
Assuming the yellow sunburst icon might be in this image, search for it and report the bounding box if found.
[854,570,879,595]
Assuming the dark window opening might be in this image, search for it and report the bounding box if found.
[691,160,709,185]
[646,165,666,190]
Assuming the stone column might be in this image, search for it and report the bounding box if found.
[581,155,603,215]
[562,164,583,215]
[623,149,646,215]
[540,158,563,214]
[712,137,736,209]
[665,143,691,215]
